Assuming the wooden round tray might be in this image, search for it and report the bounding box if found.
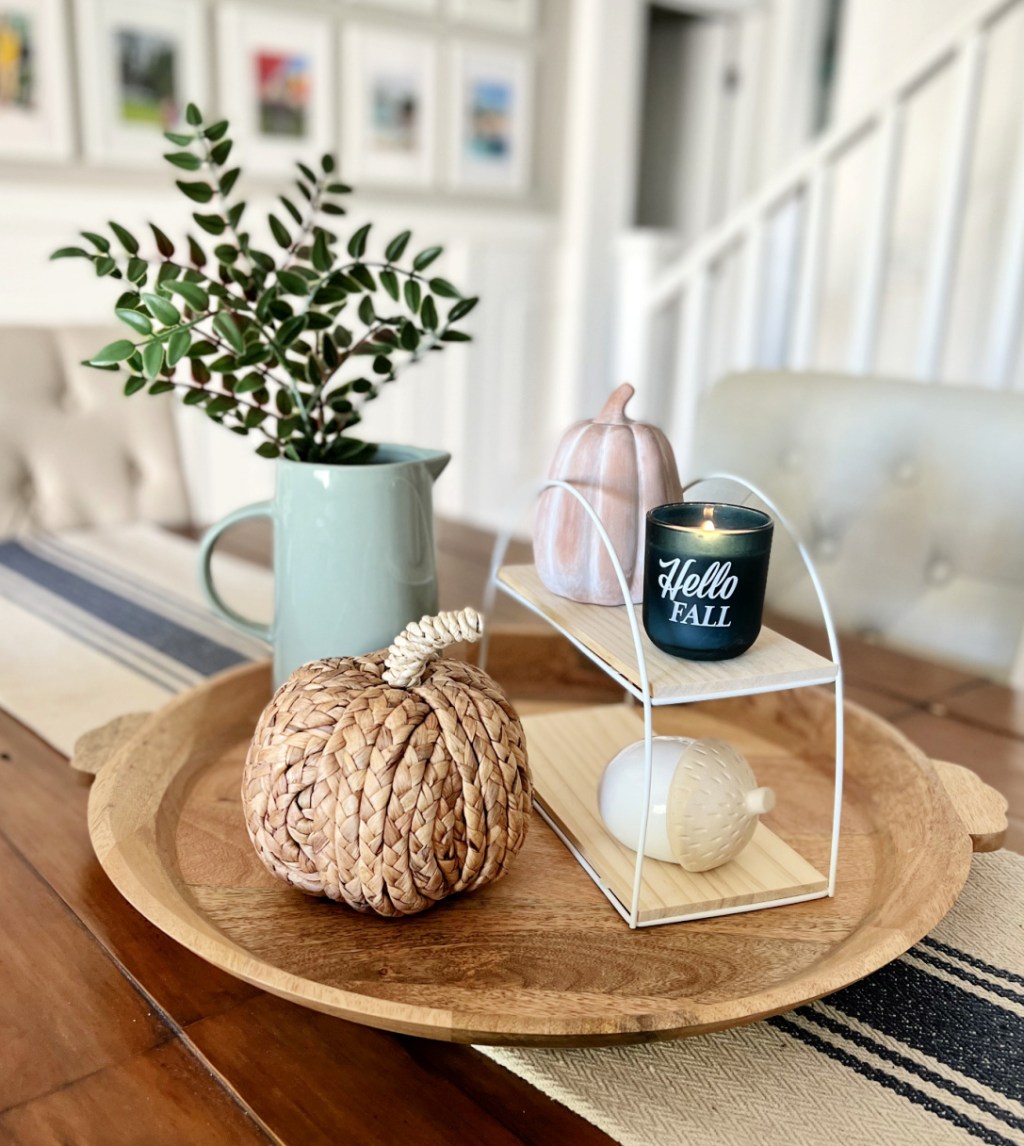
[77,659,1006,1047]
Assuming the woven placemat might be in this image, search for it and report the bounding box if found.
[480,851,1024,1146]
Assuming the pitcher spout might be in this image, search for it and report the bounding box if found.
[423,450,451,482]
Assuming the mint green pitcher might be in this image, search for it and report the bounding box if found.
[198,445,450,686]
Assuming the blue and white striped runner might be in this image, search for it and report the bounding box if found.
[0,523,270,753]
[483,852,1024,1146]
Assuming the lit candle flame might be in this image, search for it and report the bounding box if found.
[702,507,716,532]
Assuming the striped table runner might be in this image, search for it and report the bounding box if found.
[0,523,269,754]
[480,859,1024,1146]
[1,525,1019,1145]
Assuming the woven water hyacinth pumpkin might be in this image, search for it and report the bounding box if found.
[242,607,532,917]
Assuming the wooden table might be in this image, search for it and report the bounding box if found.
[1,520,1020,1145]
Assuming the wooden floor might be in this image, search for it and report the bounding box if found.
[0,518,1020,1144]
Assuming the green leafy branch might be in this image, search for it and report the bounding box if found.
[52,103,478,465]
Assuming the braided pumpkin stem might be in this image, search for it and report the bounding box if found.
[382,607,484,688]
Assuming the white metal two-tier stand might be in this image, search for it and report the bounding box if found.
[479,475,845,929]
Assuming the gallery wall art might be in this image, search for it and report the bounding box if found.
[216,3,333,174]
[449,42,532,194]
[75,0,210,167]
[0,0,72,160]
[341,24,439,188]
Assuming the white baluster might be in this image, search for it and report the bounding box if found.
[735,221,765,370]
[916,34,986,380]
[790,169,831,370]
[671,277,709,476]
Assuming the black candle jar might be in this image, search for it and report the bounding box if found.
[643,502,774,661]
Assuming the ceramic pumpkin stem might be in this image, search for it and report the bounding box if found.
[383,607,484,688]
[595,382,636,425]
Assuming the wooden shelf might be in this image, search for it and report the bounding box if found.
[522,704,829,924]
[498,564,838,703]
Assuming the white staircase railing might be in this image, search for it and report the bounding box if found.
[617,0,1024,465]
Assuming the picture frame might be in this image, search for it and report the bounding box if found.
[216,3,334,175]
[447,0,537,34]
[74,0,209,167]
[347,0,439,14]
[448,42,532,195]
[0,0,73,161]
[340,25,438,189]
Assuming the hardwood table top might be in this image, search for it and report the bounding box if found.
[1,518,1020,1145]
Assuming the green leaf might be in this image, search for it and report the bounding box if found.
[149,379,175,395]
[321,202,346,216]
[351,378,374,394]
[166,280,209,310]
[322,333,339,370]
[126,257,148,284]
[81,231,110,252]
[448,296,479,322]
[268,213,291,248]
[207,395,236,416]
[90,339,136,365]
[116,308,152,336]
[204,120,229,142]
[372,355,392,375]
[268,300,294,320]
[188,339,217,357]
[141,340,165,379]
[385,231,411,262]
[429,277,460,299]
[167,329,191,367]
[164,151,201,171]
[155,262,180,287]
[94,255,116,276]
[311,230,332,273]
[350,264,375,292]
[358,296,375,325]
[278,315,307,345]
[182,387,207,405]
[440,330,472,342]
[327,182,353,195]
[413,246,443,272]
[164,130,192,146]
[149,223,175,258]
[321,153,336,174]
[305,311,332,331]
[210,139,232,165]
[347,224,371,259]
[279,195,302,225]
[187,235,207,266]
[404,279,421,312]
[186,103,202,126]
[108,222,139,254]
[177,180,214,204]
[191,358,211,384]
[51,246,89,260]
[219,167,241,196]
[123,376,147,396]
[213,311,245,353]
[214,243,238,265]
[276,270,309,296]
[399,321,420,351]
[297,161,317,184]
[226,202,246,228]
[275,389,293,415]
[421,296,439,331]
[256,442,280,458]
[193,213,226,235]
[234,375,263,394]
[142,292,181,325]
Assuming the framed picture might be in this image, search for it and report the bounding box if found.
[74,0,209,167]
[216,4,333,175]
[0,0,73,161]
[447,0,537,33]
[348,0,438,13]
[341,25,437,189]
[448,43,532,195]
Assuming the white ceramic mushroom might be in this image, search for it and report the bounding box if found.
[597,736,775,872]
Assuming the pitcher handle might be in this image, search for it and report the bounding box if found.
[198,502,273,643]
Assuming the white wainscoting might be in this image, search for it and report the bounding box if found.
[0,176,557,529]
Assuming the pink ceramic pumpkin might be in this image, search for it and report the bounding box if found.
[534,383,683,605]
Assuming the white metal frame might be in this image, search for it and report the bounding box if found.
[481,475,844,928]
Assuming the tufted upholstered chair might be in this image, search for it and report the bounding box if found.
[0,326,191,537]
[692,372,1024,684]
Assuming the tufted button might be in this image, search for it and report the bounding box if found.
[815,535,839,561]
[892,457,918,485]
[780,445,801,472]
[125,457,142,484]
[859,626,882,643]
[927,557,953,585]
